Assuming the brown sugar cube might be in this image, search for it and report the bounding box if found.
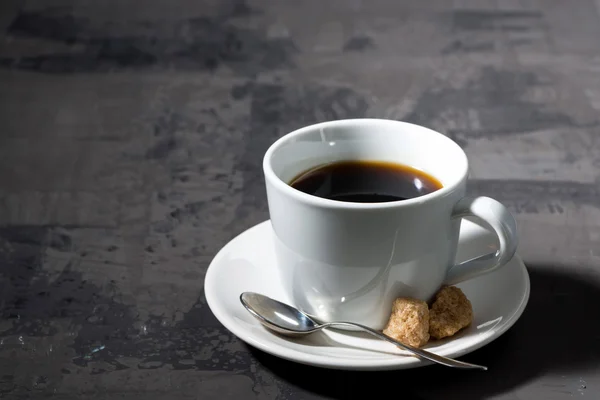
[383,298,430,348]
[429,286,473,340]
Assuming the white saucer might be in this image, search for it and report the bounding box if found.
[204,219,530,371]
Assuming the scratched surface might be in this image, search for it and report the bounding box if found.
[0,0,599,398]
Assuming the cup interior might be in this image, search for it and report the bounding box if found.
[264,119,468,203]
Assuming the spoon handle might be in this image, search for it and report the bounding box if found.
[323,322,487,371]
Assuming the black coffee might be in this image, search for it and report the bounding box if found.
[289,160,442,203]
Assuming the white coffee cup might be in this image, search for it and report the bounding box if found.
[263,119,518,329]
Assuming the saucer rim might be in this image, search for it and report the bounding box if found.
[205,220,531,371]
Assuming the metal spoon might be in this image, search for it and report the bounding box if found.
[240,292,487,371]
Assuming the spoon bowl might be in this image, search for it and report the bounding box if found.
[241,292,320,336]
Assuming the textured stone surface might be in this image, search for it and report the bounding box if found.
[1,0,600,398]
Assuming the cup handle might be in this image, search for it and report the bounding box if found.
[444,196,518,285]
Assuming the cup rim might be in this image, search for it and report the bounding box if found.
[263,118,469,210]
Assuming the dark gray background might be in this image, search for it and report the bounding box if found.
[1,0,599,398]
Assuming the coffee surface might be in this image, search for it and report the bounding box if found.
[289,160,443,203]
